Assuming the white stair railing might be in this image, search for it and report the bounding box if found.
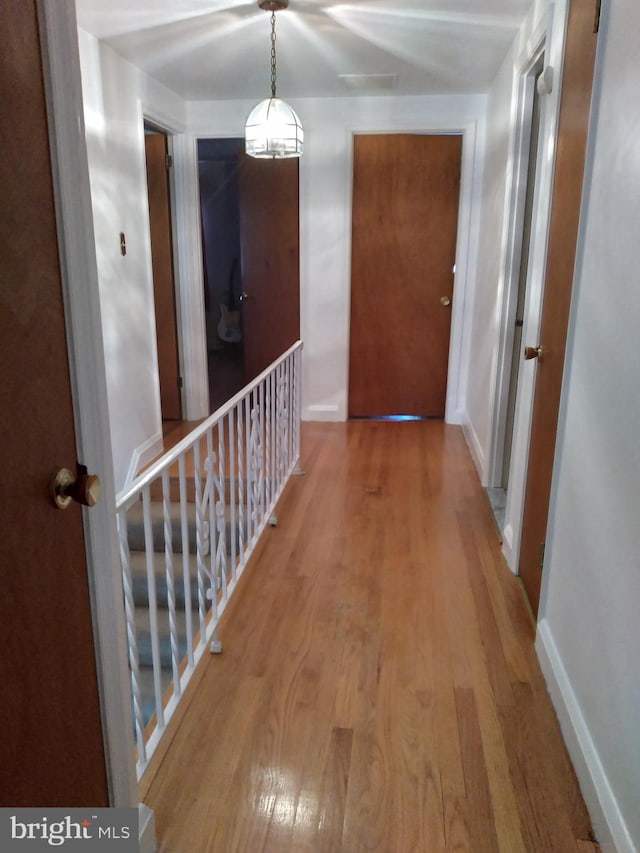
[115,341,303,780]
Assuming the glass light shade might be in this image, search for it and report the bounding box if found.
[245,97,303,158]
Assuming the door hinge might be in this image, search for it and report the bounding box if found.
[594,0,601,33]
[177,376,183,389]
[539,542,546,570]
[166,153,173,169]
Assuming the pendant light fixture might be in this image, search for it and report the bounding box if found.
[245,0,303,158]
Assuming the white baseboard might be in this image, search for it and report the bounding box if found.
[304,404,341,421]
[461,417,486,484]
[444,404,465,426]
[536,620,636,853]
[138,803,156,853]
[501,522,516,573]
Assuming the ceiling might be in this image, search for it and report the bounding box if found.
[75,0,532,101]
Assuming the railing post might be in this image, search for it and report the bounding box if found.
[142,486,164,731]
[193,441,208,645]
[117,508,146,770]
[178,455,194,670]
[294,344,303,474]
[227,409,238,585]
[162,470,181,695]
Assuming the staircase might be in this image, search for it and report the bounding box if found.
[125,474,251,728]
[126,497,207,728]
[115,340,303,778]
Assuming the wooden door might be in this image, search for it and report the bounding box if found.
[145,132,182,421]
[238,154,300,382]
[0,0,109,806]
[348,134,462,418]
[519,0,599,615]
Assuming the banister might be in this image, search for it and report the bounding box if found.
[115,341,303,781]
[116,340,303,509]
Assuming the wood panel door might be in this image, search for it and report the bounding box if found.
[349,134,462,418]
[145,132,182,421]
[519,0,600,615]
[0,0,109,806]
[238,154,300,382]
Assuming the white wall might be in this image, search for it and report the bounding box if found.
[536,2,640,849]
[78,41,488,484]
[463,43,517,477]
[462,0,552,487]
[78,30,187,491]
[189,93,487,424]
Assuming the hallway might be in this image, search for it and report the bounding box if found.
[145,421,596,852]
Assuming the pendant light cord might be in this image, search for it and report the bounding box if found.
[270,11,277,98]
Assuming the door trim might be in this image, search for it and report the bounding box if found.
[171,133,211,420]
[144,126,183,421]
[38,0,138,811]
[141,114,210,423]
[486,41,545,492]
[493,0,575,571]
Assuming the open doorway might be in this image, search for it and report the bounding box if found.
[198,138,245,412]
[198,138,301,409]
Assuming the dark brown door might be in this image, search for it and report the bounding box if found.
[0,0,109,806]
[145,132,182,421]
[238,154,300,382]
[519,0,599,615]
[348,134,462,418]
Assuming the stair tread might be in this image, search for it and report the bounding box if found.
[125,495,245,558]
[127,499,242,521]
[125,499,208,555]
[128,550,200,575]
[134,606,194,637]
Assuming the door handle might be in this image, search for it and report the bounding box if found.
[524,346,543,360]
[440,295,451,307]
[51,468,101,509]
[240,291,251,302]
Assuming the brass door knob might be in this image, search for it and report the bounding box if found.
[524,346,543,361]
[440,295,451,307]
[51,468,101,509]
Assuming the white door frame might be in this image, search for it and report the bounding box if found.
[344,120,485,427]
[140,114,210,424]
[486,41,546,491]
[38,4,153,844]
[494,0,573,571]
[171,133,210,421]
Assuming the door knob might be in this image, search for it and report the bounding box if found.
[440,295,451,307]
[51,468,101,510]
[524,346,543,360]
[240,291,251,302]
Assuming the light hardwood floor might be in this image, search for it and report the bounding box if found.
[145,421,598,852]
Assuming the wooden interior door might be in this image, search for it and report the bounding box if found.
[145,131,182,421]
[349,134,462,418]
[238,154,300,382]
[519,0,600,615]
[0,0,109,806]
